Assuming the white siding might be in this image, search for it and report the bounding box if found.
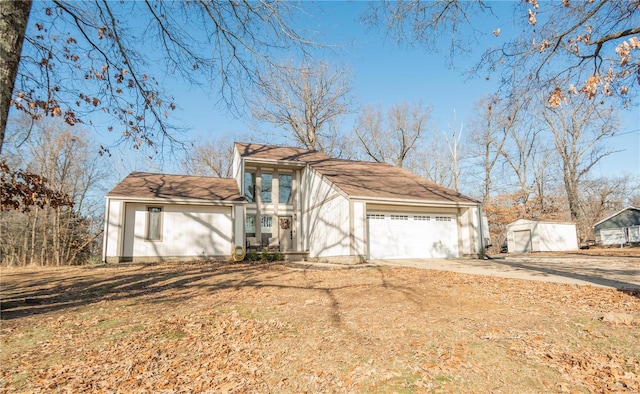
[460,206,483,256]
[537,223,578,251]
[506,220,577,252]
[233,205,244,248]
[103,199,123,260]
[352,201,366,257]
[122,203,233,258]
[601,228,626,245]
[301,168,351,258]
[458,208,471,255]
[232,148,243,192]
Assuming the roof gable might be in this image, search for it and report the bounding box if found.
[235,142,329,163]
[593,206,640,228]
[107,172,244,202]
[235,142,478,205]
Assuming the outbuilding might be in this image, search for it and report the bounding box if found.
[505,219,578,253]
[593,206,640,245]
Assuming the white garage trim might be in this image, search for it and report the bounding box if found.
[367,212,459,259]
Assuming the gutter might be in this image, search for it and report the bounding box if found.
[350,195,480,208]
[104,196,247,206]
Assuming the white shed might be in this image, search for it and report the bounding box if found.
[506,219,578,253]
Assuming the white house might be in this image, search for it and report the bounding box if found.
[505,219,578,253]
[103,142,486,263]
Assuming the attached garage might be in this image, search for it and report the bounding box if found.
[366,212,458,259]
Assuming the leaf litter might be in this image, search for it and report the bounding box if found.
[1,261,638,393]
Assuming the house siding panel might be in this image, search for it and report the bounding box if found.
[302,167,351,259]
[104,199,123,260]
[352,201,366,257]
[122,203,232,259]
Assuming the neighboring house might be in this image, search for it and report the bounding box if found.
[103,142,486,263]
[593,206,640,245]
[505,219,578,253]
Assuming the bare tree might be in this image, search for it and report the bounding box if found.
[362,1,488,65]
[442,112,465,192]
[182,136,234,178]
[410,133,455,189]
[354,102,430,168]
[579,175,638,240]
[1,116,107,265]
[248,60,352,154]
[540,94,619,236]
[1,1,321,154]
[467,94,510,202]
[365,1,640,105]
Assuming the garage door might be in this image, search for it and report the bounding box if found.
[512,230,532,252]
[367,213,458,259]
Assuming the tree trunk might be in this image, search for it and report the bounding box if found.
[0,0,32,153]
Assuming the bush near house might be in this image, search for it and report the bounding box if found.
[244,251,283,262]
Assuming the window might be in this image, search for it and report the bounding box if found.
[245,216,256,237]
[390,215,408,220]
[435,216,452,222]
[260,216,273,245]
[366,214,385,220]
[414,215,430,221]
[279,174,293,204]
[244,172,255,202]
[146,207,162,241]
[261,173,273,203]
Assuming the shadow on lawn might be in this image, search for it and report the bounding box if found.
[0,261,402,323]
[486,256,640,299]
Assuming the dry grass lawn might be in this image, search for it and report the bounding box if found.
[1,260,639,393]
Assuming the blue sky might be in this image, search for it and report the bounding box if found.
[98,1,638,182]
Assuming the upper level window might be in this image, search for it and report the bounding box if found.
[146,207,162,241]
[261,173,273,203]
[279,174,292,204]
[244,172,255,202]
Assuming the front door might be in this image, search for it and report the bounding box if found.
[278,216,293,251]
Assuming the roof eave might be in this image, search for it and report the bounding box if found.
[242,157,307,168]
[350,195,480,207]
[106,195,246,205]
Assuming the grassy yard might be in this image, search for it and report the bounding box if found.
[1,261,638,393]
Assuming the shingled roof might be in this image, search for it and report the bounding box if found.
[107,172,244,202]
[310,159,478,204]
[236,142,478,205]
[235,142,330,163]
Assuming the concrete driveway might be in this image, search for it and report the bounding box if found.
[370,253,640,291]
